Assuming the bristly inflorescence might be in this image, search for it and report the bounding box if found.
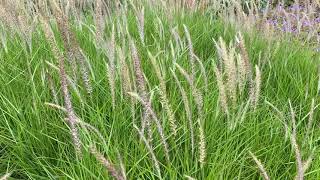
[149,52,177,137]
[40,15,82,157]
[50,1,92,95]
[214,34,261,113]
[89,145,126,180]
[2,1,318,179]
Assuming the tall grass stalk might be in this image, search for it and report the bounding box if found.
[136,7,145,44]
[130,40,151,137]
[171,69,195,155]
[50,0,92,95]
[289,101,303,180]
[128,92,170,162]
[215,37,237,105]
[133,125,162,179]
[249,151,270,180]
[40,16,82,156]
[89,146,125,180]
[46,71,59,104]
[149,52,177,137]
[175,63,206,166]
[183,24,196,83]
[213,64,229,114]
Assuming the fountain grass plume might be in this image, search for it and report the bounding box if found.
[149,51,177,137]
[183,24,196,83]
[94,0,104,44]
[252,65,261,109]
[136,7,145,44]
[89,145,125,180]
[117,46,136,123]
[40,15,82,157]
[213,63,229,114]
[175,63,206,166]
[198,119,206,166]
[249,151,270,180]
[236,33,252,79]
[236,54,247,94]
[305,98,315,144]
[288,100,303,180]
[46,71,59,105]
[128,92,170,162]
[130,39,151,136]
[215,37,237,106]
[106,26,116,109]
[50,0,92,95]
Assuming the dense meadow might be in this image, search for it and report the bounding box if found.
[1,0,320,179]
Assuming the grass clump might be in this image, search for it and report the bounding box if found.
[0,1,320,179]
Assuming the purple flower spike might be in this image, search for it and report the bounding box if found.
[314,18,320,23]
[302,20,312,27]
[289,4,304,11]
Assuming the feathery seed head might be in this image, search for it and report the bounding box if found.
[213,64,229,114]
[198,122,206,166]
[252,65,261,109]
[136,7,145,44]
[249,151,270,180]
[149,52,177,136]
[128,92,170,162]
[89,145,125,180]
